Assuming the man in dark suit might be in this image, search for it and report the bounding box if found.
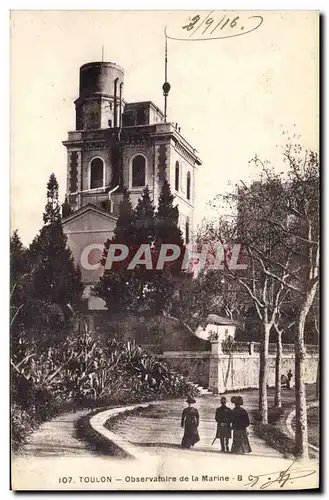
[215,396,233,452]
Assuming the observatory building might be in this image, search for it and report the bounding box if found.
[62,61,202,314]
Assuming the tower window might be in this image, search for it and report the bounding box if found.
[175,161,180,191]
[185,217,190,244]
[132,155,146,187]
[187,171,191,200]
[90,157,104,189]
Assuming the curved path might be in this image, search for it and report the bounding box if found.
[111,393,282,459]
[13,410,97,458]
[12,393,319,491]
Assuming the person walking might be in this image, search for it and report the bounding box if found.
[287,369,293,389]
[181,396,200,449]
[215,396,232,452]
[231,396,252,454]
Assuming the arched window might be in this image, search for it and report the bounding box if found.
[175,161,180,191]
[185,217,190,244]
[132,155,146,187]
[187,171,191,200]
[90,158,104,189]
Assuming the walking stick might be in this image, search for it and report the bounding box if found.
[211,436,218,446]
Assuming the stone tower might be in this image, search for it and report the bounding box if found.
[62,60,201,313]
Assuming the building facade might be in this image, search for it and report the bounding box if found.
[62,61,201,311]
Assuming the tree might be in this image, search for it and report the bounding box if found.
[134,185,155,245]
[43,173,61,225]
[151,180,186,314]
[279,146,319,458]
[311,294,320,400]
[96,187,156,315]
[97,183,187,318]
[202,176,292,424]
[215,144,319,456]
[10,230,31,343]
[272,300,295,408]
[110,187,136,246]
[62,196,72,219]
[28,174,83,328]
[11,230,28,282]
[155,180,183,244]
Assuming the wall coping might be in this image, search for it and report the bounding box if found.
[158,351,317,359]
[89,402,160,460]
[159,351,211,358]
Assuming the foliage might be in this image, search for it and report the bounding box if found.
[11,403,37,450]
[155,179,183,244]
[96,182,187,317]
[253,422,296,459]
[11,329,198,450]
[204,143,319,454]
[43,173,61,224]
[29,173,82,312]
[10,175,83,356]
[61,196,72,219]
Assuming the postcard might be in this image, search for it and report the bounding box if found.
[10,10,319,491]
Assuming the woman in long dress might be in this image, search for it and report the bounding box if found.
[230,396,252,454]
[181,396,200,449]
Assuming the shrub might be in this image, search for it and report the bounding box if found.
[11,403,36,451]
[11,330,198,449]
[253,421,296,458]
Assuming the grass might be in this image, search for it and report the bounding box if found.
[253,421,296,459]
[307,406,319,448]
[291,405,319,449]
[251,394,319,459]
[251,404,296,458]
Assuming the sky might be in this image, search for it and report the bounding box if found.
[10,10,319,245]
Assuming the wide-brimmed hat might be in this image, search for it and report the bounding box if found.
[186,396,196,404]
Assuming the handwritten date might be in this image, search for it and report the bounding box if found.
[172,11,263,41]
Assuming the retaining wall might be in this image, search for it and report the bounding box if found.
[157,345,318,394]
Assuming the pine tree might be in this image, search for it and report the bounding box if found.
[134,186,155,245]
[151,180,186,314]
[29,174,83,313]
[113,187,136,245]
[155,180,183,245]
[96,186,156,314]
[10,230,38,356]
[10,230,30,330]
[96,183,186,317]
[10,230,29,284]
[43,173,61,225]
[62,195,72,219]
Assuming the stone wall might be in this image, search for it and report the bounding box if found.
[157,351,210,388]
[209,341,318,393]
[209,353,318,394]
[157,342,318,394]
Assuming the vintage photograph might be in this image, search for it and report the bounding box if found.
[10,10,319,491]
